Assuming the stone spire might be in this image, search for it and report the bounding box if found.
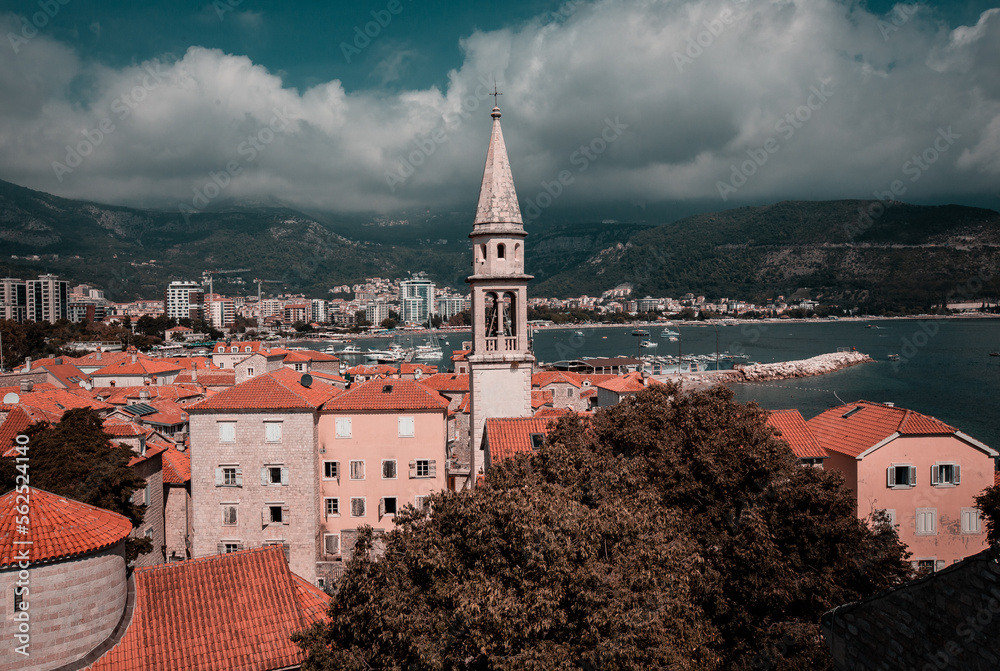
[473,107,523,228]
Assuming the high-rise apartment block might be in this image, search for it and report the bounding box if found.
[164,281,205,321]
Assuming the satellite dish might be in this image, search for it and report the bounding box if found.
[300,374,313,388]
[85,382,93,391]
[79,380,87,388]
[2,392,19,404]
[414,368,423,381]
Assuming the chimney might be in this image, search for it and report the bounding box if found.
[53,358,62,366]
[24,357,31,372]
[96,349,102,361]
[192,360,198,381]
[139,388,151,401]
[131,350,138,364]
[19,379,33,393]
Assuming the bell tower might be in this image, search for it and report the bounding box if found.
[467,105,534,484]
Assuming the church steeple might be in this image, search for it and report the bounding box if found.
[466,104,534,488]
[474,107,523,229]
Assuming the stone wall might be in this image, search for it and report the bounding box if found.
[130,453,165,567]
[0,543,127,671]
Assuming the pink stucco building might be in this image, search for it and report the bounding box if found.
[808,401,997,571]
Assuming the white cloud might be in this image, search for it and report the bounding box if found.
[0,1,998,218]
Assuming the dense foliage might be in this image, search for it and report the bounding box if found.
[294,384,912,670]
[974,485,1000,545]
[0,408,152,563]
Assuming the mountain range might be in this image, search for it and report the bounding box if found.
[2,179,999,311]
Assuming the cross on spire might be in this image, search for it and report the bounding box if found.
[492,79,502,107]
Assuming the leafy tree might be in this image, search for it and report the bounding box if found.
[430,314,443,328]
[447,310,470,327]
[295,384,912,670]
[380,317,397,330]
[0,408,152,564]
[975,485,1000,545]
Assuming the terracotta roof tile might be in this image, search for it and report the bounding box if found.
[345,364,398,377]
[322,378,450,412]
[531,389,554,409]
[174,370,236,387]
[213,341,268,354]
[189,368,339,411]
[91,359,184,377]
[419,373,469,392]
[0,407,32,457]
[127,443,167,467]
[533,371,583,389]
[767,410,829,460]
[87,546,329,671]
[282,350,339,363]
[485,417,554,462]
[15,388,113,421]
[807,401,958,458]
[595,372,652,394]
[38,363,90,388]
[400,363,438,376]
[161,445,191,484]
[0,488,132,568]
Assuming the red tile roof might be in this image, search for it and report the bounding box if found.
[534,407,579,418]
[127,443,167,468]
[16,389,114,423]
[322,378,450,412]
[282,350,339,363]
[64,350,134,369]
[807,401,958,458]
[0,488,132,568]
[451,349,471,361]
[531,389,554,409]
[161,445,191,484]
[485,417,554,462]
[306,370,348,385]
[213,341,269,354]
[400,363,438,376]
[345,364,398,377]
[419,373,469,392]
[103,420,150,437]
[39,363,90,389]
[92,384,203,406]
[0,407,32,457]
[91,359,184,378]
[533,371,583,389]
[173,370,236,387]
[595,372,651,394]
[189,368,339,411]
[87,546,329,671]
[766,410,829,460]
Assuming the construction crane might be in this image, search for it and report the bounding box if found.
[254,278,282,301]
[202,268,251,295]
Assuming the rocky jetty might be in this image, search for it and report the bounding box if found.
[723,351,873,383]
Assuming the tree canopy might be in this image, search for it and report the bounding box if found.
[0,407,152,563]
[294,384,912,670]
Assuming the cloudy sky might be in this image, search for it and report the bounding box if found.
[1,0,999,224]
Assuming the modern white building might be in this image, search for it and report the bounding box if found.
[366,299,390,326]
[436,295,468,320]
[0,277,27,322]
[399,275,435,325]
[164,280,204,322]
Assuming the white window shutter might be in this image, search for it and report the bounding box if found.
[887,466,895,487]
[216,468,224,486]
[282,505,290,525]
[954,465,961,485]
[281,467,289,486]
[428,460,437,477]
[909,466,917,486]
[409,460,417,478]
[217,542,225,554]
[235,468,243,487]
[379,497,386,517]
[260,468,268,485]
[936,560,946,572]
[931,464,939,485]
[261,507,268,526]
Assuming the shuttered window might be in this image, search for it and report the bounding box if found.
[265,422,282,443]
[351,497,366,517]
[324,534,340,555]
[336,417,352,438]
[350,460,365,480]
[915,508,936,535]
[219,422,235,442]
[398,416,415,437]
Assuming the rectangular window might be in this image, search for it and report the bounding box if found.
[351,497,366,517]
[323,461,339,479]
[216,466,242,487]
[350,460,365,480]
[915,508,937,535]
[382,459,397,479]
[414,495,429,511]
[410,459,436,478]
[265,504,289,525]
[222,505,238,526]
[325,498,340,517]
[962,507,982,534]
[916,559,936,575]
[246,367,255,377]
[261,466,289,486]
[265,422,282,443]
[398,416,415,437]
[931,463,961,486]
[380,497,397,517]
[219,421,236,443]
[294,363,305,372]
[143,483,151,506]
[14,587,24,613]
[336,417,352,438]
[222,542,241,554]
[887,464,916,488]
[529,433,545,450]
[324,533,340,555]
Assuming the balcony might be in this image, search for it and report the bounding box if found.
[484,336,518,352]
